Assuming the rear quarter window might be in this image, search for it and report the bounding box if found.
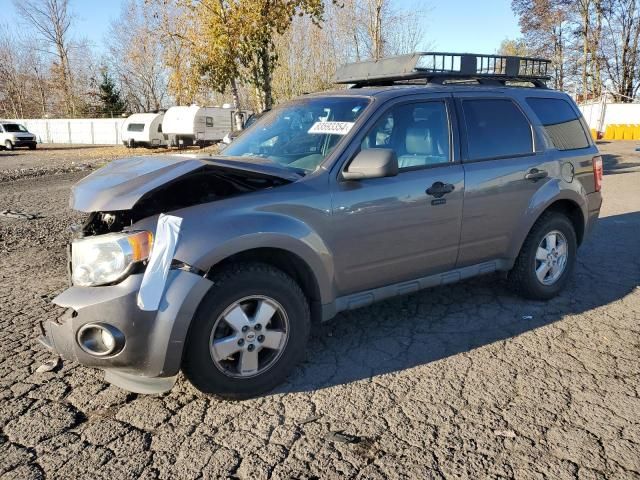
[526,97,590,151]
[461,99,533,161]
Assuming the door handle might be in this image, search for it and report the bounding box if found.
[426,181,455,198]
[525,168,548,181]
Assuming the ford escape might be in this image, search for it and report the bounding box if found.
[41,53,603,399]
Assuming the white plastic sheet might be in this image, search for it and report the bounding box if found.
[137,214,183,311]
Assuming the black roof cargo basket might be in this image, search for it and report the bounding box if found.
[334,52,551,88]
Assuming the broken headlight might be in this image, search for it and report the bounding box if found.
[71,231,153,287]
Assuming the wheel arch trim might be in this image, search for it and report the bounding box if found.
[507,181,587,265]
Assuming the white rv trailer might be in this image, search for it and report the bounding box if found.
[121,112,167,148]
[162,105,245,147]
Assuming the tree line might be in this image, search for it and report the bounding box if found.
[0,0,427,119]
[1,0,638,120]
[505,0,640,102]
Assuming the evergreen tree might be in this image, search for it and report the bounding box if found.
[98,70,126,116]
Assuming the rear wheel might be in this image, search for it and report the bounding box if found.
[183,263,310,399]
[4,140,13,151]
[508,212,577,300]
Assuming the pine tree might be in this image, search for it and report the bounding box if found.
[98,70,127,117]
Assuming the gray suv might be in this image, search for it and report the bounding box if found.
[42,53,603,399]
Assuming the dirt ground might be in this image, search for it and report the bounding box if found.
[0,143,220,183]
[0,142,639,479]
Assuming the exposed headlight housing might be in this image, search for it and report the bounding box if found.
[71,231,153,286]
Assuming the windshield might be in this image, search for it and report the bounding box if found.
[222,97,370,172]
[3,124,27,133]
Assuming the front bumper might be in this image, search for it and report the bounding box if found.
[12,138,36,147]
[43,270,213,393]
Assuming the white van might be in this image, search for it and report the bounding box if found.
[121,112,167,148]
[0,122,37,150]
[163,105,245,147]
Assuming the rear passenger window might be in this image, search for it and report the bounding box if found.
[526,97,590,150]
[462,99,533,160]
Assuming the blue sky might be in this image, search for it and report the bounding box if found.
[416,0,521,52]
[2,0,521,54]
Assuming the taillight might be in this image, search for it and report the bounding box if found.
[592,155,603,192]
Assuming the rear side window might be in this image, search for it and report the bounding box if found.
[526,97,590,150]
[206,116,214,127]
[127,123,145,132]
[462,99,533,160]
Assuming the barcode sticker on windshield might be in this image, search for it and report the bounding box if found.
[308,121,354,135]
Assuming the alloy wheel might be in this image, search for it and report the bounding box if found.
[535,230,569,285]
[209,295,289,378]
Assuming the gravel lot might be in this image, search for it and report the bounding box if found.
[0,142,639,479]
[0,143,219,183]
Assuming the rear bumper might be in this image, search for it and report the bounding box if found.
[585,191,603,237]
[43,270,213,393]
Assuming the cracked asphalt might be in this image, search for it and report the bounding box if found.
[0,142,639,479]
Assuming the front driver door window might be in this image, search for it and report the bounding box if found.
[362,101,450,170]
[330,98,465,295]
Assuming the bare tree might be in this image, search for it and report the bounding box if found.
[107,0,168,112]
[270,0,430,106]
[13,0,77,116]
[0,25,55,118]
[512,0,574,89]
[600,0,640,101]
[0,27,27,118]
[511,0,640,100]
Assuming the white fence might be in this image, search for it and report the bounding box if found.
[2,118,126,145]
[579,102,640,132]
[6,104,640,144]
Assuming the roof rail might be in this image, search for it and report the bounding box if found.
[334,52,551,88]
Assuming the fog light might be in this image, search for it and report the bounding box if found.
[77,323,124,356]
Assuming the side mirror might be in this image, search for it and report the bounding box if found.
[342,148,399,180]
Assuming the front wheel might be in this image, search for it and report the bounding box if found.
[4,140,13,151]
[183,263,310,399]
[508,212,577,300]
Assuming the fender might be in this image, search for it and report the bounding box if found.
[506,177,588,265]
[165,208,336,305]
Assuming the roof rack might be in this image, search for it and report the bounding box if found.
[334,52,551,88]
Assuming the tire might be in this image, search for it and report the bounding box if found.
[4,140,13,151]
[508,211,577,300]
[28,144,36,150]
[183,263,311,399]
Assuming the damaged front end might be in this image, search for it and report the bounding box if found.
[43,155,296,393]
[78,156,295,235]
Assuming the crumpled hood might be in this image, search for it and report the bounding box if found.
[70,154,300,212]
